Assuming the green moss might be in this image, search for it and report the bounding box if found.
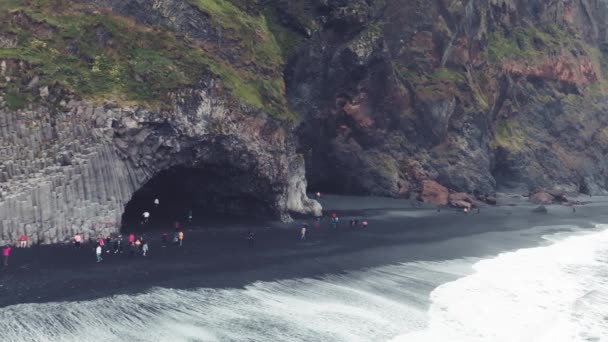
[187,0,283,72]
[486,25,577,63]
[0,0,23,10]
[5,89,29,110]
[0,2,296,120]
[493,120,526,152]
[431,68,465,83]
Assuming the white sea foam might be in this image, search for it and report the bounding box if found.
[394,226,608,342]
[1,226,605,341]
[0,259,469,342]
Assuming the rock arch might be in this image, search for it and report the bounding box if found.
[0,82,320,244]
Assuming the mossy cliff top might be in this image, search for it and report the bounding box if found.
[0,0,302,121]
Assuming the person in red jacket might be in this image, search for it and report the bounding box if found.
[128,233,135,244]
[3,245,11,266]
[18,234,28,248]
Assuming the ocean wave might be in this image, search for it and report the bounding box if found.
[393,226,608,342]
[0,260,470,342]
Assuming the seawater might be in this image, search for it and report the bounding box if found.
[396,226,608,342]
[0,227,606,341]
[0,260,469,341]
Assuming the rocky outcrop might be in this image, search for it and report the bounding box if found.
[0,74,318,244]
[529,189,571,205]
[287,0,608,197]
[448,192,476,209]
[4,0,608,244]
[419,180,449,205]
[530,192,555,205]
[0,0,323,244]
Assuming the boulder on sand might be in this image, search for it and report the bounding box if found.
[451,200,472,209]
[475,193,497,205]
[419,180,449,205]
[485,196,497,205]
[530,191,554,205]
[532,205,548,213]
[449,192,475,208]
[546,189,568,203]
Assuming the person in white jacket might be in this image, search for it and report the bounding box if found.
[96,245,103,263]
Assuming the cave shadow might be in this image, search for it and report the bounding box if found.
[121,165,275,233]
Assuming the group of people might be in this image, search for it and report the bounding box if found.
[89,228,185,263]
[299,213,369,241]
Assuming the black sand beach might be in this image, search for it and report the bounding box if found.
[0,195,606,308]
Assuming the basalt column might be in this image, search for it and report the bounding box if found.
[0,81,320,244]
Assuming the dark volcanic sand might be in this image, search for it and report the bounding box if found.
[0,195,606,308]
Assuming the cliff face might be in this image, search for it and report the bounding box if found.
[287,0,608,197]
[0,0,319,243]
[2,0,608,242]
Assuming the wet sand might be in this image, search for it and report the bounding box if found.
[0,194,606,308]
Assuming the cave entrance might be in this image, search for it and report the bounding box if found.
[121,165,275,232]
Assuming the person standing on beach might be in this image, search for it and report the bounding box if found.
[178,231,184,247]
[114,235,122,254]
[300,224,307,240]
[95,244,103,263]
[331,214,339,229]
[135,238,142,253]
[154,198,159,207]
[74,233,82,249]
[142,242,149,256]
[128,233,135,245]
[362,220,368,229]
[3,245,11,266]
[18,234,28,248]
[314,216,322,229]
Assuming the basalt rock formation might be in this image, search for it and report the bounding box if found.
[287,0,608,198]
[3,0,608,242]
[0,0,320,244]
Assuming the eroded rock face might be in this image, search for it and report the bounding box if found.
[530,192,555,205]
[419,180,449,206]
[0,78,318,244]
[287,0,608,197]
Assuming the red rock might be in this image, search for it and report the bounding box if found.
[449,192,475,204]
[503,55,598,85]
[419,180,449,205]
[530,192,555,205]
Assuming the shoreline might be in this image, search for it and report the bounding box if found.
[0,195,606,308]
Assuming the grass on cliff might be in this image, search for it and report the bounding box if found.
[486,24,578,63]
[493,120,526,152]
[0,0,297,120]
[187,0,284,72]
